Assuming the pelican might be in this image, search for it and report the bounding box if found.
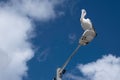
[79,9,97,45]
[80,9,93,30]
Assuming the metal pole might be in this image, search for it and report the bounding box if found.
[59,44,81,74]
[53,44,81,80]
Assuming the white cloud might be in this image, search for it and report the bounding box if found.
[10,0,64,21]
[0,8,33,80]
[64,73,85,80]
[14,0,55,20]
[0,0,64,80]
[64,55,120,80]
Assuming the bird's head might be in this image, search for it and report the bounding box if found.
[81,9,86,18]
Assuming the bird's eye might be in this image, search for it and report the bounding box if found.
[83,10,86,13]
[82,9,86,15]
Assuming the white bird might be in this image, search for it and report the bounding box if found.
[79,9,97,45]
[80,9,93,30]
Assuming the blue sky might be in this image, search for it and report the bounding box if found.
[0,0,120,80]
[27,0,120,80]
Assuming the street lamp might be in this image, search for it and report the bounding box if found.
[53,9,97,80]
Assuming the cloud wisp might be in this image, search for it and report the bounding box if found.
[68,33,77,44]
[37,48,50,62]
[0,0,64,80]
[64,54,120,80]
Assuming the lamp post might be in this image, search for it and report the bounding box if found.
[55,44,81,80]
[53,9,97,80]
